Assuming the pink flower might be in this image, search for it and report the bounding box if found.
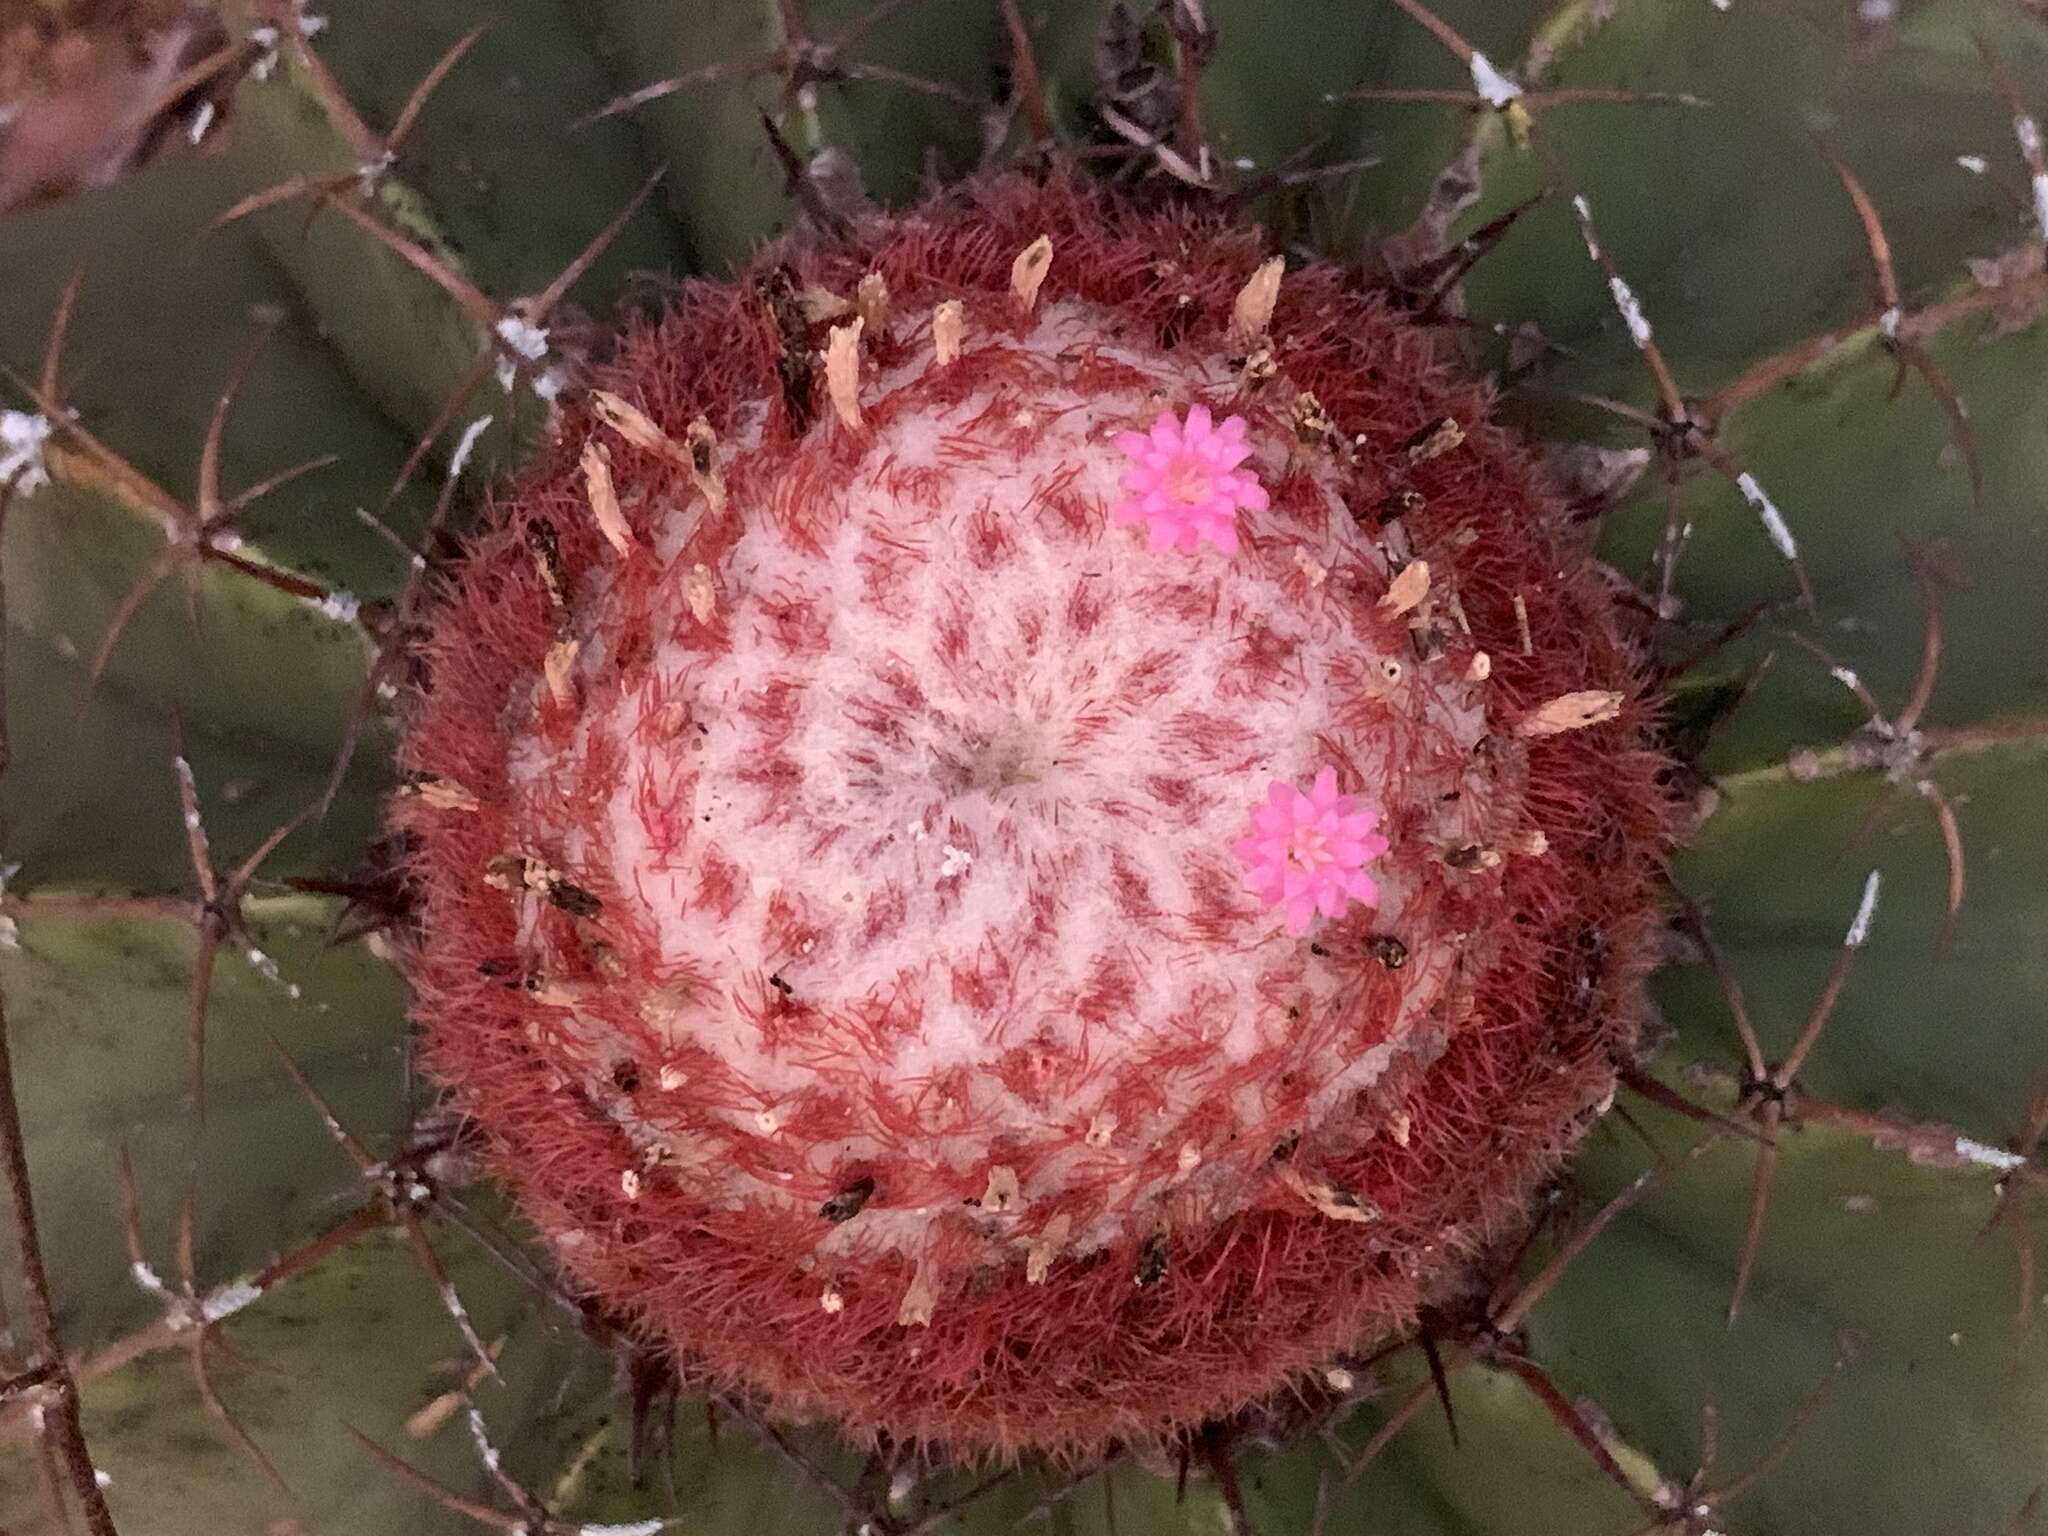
[1232,767,1390,935]
[1112,404,1269,555]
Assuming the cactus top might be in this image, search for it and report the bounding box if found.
[496,293,1505,1263]
[398,177,1672,1455]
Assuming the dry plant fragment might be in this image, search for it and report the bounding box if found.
[684,417,727,512]
[1380,559,1431,616]
[1406,417,1465,464]
[579,440,634,556]
[897,1256,939,1327]
[1277,1164,1379,1224]
[543,638,579,707]
[1227,255,1285,351]
[799,284,854,323]
[1517,690,1625,737]
[589,389,691,468]
[1011,234,1054,311]
[932,299,965,365]
[685,564,716,624]
[408,777,481,813]
[824,317,865,431]
[856,271,890,333]
[1025,1213,1074,1285]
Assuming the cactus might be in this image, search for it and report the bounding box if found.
[1,0,2045,1531]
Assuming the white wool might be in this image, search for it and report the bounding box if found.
[1,410,52,497]
[507,302,1507,1254]
[493,317,551,395]
[1607,274,1655,347]
[201,1279,262,1323]
[1951,1136,2025,1172]
[1467,52,1524,109]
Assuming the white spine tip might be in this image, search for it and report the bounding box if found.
[1845,869,1882,949]
[1736,471,1799,561]
[1953,1136,2027,1172]
[201,1278,263,1323]
[449,415,495,482]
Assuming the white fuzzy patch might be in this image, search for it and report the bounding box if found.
[1952,1136,2026,1172]
[130,1260,170,1296]
[1,410,52,497]
[1467,52,1523,109]
[202,1279,262,1323]
[307,589,362,625]
[494,317,552,395]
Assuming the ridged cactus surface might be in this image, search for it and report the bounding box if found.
[1,1,2045,1533]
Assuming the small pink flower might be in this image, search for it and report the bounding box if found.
[1232,767,1390,935]
[1112,403,1269,555]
